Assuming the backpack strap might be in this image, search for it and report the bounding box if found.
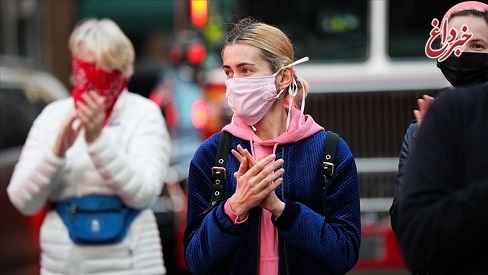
[323,130,339,216]
[184,131,233,248]
[205,131,232,212]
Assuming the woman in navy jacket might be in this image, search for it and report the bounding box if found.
[184,17,360,275]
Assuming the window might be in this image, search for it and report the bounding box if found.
[208,0,466,61]
[0,87,48,150]
[211,0,368,62]
[388,0,461,59]
[0,64,68,150]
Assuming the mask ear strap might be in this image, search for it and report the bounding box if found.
[286,78,298,130]
[288,78,298,97]
[293,70,307,127]
[298,79,306,127]
[272,56,310,77]
[282,57,310,130]
[288,56,309,67]
[276,89,285,99]
[286,95,293,130]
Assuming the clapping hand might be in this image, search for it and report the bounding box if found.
[231,145,285,218]
[413,95,435,126]
[53,113,82,157]
[77,91,105,144]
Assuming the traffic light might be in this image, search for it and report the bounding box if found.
[190,0,208,28]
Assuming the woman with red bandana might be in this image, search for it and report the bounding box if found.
[7,18,170,274]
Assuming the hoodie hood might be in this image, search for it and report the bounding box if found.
[222,107,323,149]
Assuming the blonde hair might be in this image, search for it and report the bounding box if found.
[69,18,135,78]
[223,17,310,97]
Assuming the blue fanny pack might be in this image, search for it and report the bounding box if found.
[54,195,141,245]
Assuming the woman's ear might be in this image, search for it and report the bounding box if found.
[276,67,293,91]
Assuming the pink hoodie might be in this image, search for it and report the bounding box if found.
[222,107,323,275]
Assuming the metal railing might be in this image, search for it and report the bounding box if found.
[305,89,443,213]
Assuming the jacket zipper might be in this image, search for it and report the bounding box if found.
[280,146,290,275]
[256,210,261,273]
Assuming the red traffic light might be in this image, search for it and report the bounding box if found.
[187,43,207,65]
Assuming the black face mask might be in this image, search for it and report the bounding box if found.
[437,52,488,88]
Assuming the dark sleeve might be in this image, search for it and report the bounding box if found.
[395,91,488,271]
[184,133,250,273]
[272,137,361,274]
[390,121,418,233]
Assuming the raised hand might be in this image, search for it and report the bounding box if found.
[413,95,435,126]
[77,91,105,144]
[229,154,284,218]
[53,113,82,157]
[231,144,257,168]
[232,145,286,217]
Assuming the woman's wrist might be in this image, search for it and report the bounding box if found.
[271,200,285,218]
[53,148,63,157]
[229,196,249,219]
[53,143,66,157]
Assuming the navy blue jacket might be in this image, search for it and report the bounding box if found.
[184,130,360,274]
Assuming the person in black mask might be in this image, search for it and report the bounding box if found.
[390,2,487,273]
[436,2,488,87]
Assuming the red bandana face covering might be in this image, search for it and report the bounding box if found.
[71,57,127,125]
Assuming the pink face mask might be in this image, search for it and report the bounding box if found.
[225,57,309,126]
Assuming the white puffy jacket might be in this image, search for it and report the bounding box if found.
[7,90,171,275]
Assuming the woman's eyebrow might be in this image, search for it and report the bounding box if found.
[222,62,256,69]
[467,38,488,44]
[235,62,255,68]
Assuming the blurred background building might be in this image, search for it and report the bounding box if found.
[1,0,462,274]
